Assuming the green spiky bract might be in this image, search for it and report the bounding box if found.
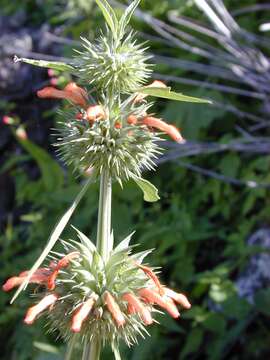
[54,104,162,184]
[75,31,152,93]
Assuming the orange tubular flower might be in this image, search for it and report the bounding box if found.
[37,82,87,108]
[86,105,106,123]
[122,293,153,325]
[164,288,191,309]
[71,298,96,333]
[104,291,125,327]
[142,116,185,143]
[138,288,180,318]
[3,268,52,292]
[127,115,138,125]
[48,251,80,290]
[24,294,58,325]
[134,80,167,103]
[136,263,164,295]
[114,121,122,129]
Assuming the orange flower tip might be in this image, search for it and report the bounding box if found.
[164,288,191,309]
[105,292,126,327]
[114,121,122,129]
[3,277,19,292]
[71,324,81,333]
[24,316,34,325]
[164,297,181,318]
[127,115,138,125]
[64,82,87,98]
[64,82,88,107]
[71,298,95,333]
[37,87,56,98]
[24,294,58,325]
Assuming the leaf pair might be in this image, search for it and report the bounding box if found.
[96,0,141,39]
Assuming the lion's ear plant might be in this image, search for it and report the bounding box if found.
[3,1,210,359]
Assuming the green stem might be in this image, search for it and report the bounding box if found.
[65,334,77,360]
[96,168,112,260]
[82,169,112,360]
[90,339,102,360]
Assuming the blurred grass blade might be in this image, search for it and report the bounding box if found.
[33,342,59,354]
[18,138,64,191]
[65,335,78,360]
[112,342,122,360]
[96,0,118,37]
[119,0,141,36]
[10,178,92,304]
[14,55,74,71]
[137,86,212,103]
[133,176,160,202]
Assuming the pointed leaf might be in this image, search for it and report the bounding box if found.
[133,176,160,202]
[95,0,118,37]
[72,226,97,253]
[14,55,74,72]
[10,178,92,303]
[131,249,154,264]
[119,0,141,36]
[113,231,136,252]
[137,86,212,104]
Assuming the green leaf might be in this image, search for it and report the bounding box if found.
[17,138,64,191]
[14,55,74,72]
[10,177,92,304]
[72,226,96,253]
[119,0,141,36]
[254,288,270,316]
[133,176,160,202]
[162,89,225,139]
[113,231,135,252]
[137,86,211,103]
[95,0,118,37]
[112,341,122,360]
[33,342,59,354]
[181,327,203,358]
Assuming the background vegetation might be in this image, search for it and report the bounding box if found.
[1,0,270,359]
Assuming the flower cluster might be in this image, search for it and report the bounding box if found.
[75,32,152,93]
[38,79,184,182]
[3,231,190,346]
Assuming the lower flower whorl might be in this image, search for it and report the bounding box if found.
[3,229,191,347]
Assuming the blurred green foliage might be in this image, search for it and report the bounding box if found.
[1,0,270,359]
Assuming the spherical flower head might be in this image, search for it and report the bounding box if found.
[3,230,191,348]
[55,103,162,183]
[38,80,184,182]
[75,31,152,93]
